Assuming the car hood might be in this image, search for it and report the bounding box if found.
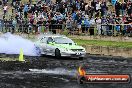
[54,44,84,50]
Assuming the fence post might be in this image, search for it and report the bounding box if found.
[94,25,97,36]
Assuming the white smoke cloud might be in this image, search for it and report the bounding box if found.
[0,33,39,56]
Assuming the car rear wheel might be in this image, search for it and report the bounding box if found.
[55,48,61,59]
[79,57,84,60]
[77,76,85,84]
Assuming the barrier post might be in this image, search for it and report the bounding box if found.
[19,48,25,62]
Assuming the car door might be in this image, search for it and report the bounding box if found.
[39,37,47,54]
[46,37,56,55]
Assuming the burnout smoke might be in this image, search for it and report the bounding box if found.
[0,33,39,56]
[29,68,77,76]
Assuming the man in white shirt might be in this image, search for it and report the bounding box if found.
[96,1,101,11]
[95,1,101,17]
[3,4,8,15]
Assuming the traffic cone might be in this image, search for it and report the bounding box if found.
[19,48,25,62]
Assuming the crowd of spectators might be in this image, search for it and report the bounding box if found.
[0,0,132,36]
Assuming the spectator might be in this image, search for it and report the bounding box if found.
[82,15,90,33]
[12,19,16,33]
[3,4,8,15]
[100,1,107,17]
[77,13,82,34]
[121,2,127,16]
[66,17,72,34]
[23,4,28,18]
[29,0,32,4]
[115,1,121,17]
[37,19,43,34]
[127,3,132,16]
[72,11,77,21]
[95,17,101,35]
[12,19,17,28]
[91,0,96,11]
[95,1,101,17]
[101,16,107,35]
[0,0,131,36]
[115,16,121,32]
[27,22,32,34]
[85,3,89,14]
[3,0,8,5]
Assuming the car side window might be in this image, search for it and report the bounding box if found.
[47,37,54,44]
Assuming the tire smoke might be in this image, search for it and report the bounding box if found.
[29,68,77,76]
[0,33,39,56]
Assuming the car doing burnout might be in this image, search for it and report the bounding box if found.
[35,34,86,59]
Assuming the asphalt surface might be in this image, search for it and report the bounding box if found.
[0,54,132,88]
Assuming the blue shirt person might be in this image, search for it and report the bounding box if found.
[72,12,76,21]
[23,5,28,12]
[84,18,90,28]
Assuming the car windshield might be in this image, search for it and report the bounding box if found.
[53,37,75,44]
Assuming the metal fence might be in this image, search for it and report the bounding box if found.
[0,24,132,36]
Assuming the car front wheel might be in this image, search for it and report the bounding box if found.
[55,48,61,59]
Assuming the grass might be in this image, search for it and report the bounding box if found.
[73,39,132,48]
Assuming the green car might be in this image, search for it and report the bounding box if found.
[35,34,86,59]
